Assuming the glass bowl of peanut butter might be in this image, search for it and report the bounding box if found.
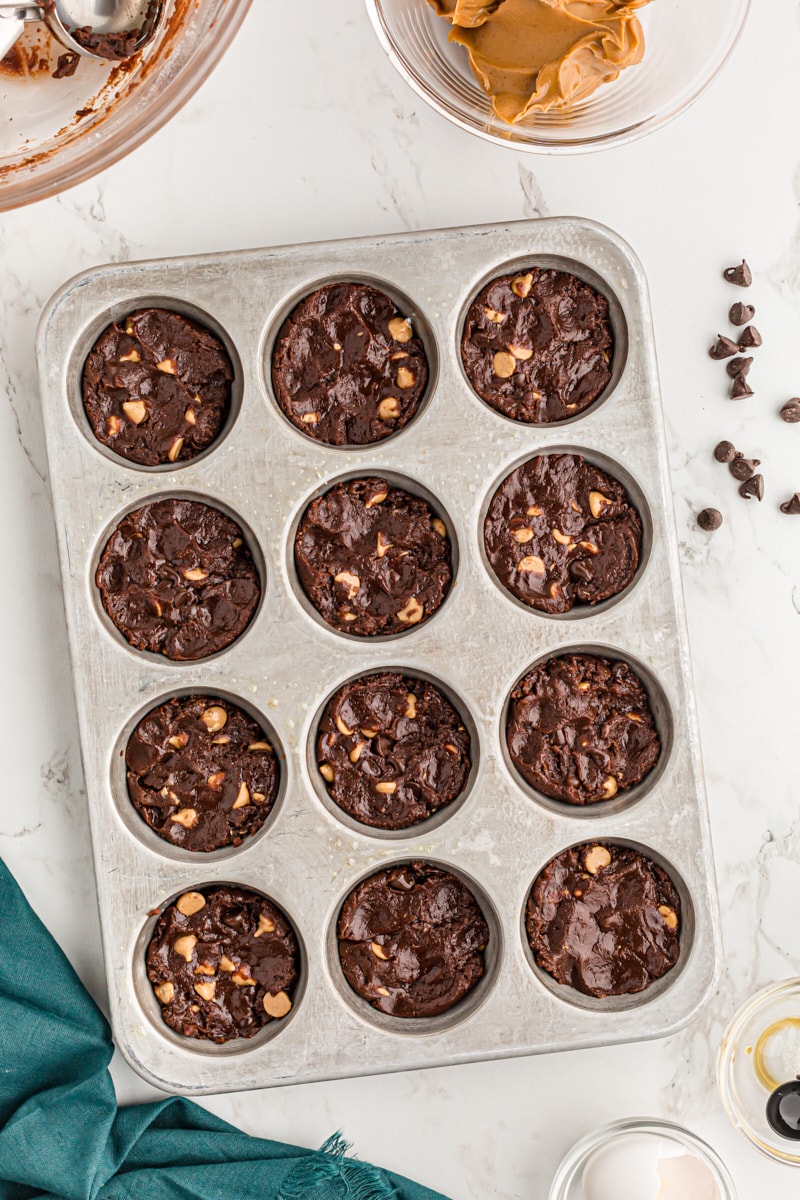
[365,0,751,152]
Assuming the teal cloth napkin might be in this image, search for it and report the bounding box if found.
[0,860,448,1200]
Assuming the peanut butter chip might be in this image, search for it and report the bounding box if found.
[518,555,546,576]
[231,972,257,987]
[397,596,424,624]
[154,982,174,1005]
[255,913,276,937]
[122,400,147,425]
[263,991,292,1019]
[201,706,228,733]
[483,306,507,324]
[334,571,360,600]
[171,808,198,829]
[176,891,206,917]
[388,317,413,343]
[658,905,679,931]
[194,981,216,1002]
[509,344,533,361]
[119,348,141,363]
[584,845,612,875]
[511,274,533,298]
[219,956,237,972]
[156,358,177,375]
[513,527,534,544]
[107,416,122,437]
[493,351,517,378]
[173,935,197,962]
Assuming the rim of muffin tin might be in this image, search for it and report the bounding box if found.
[67,296,245,473]
[132,881,308,1058]
[305,664,481,841]
[88,489,267,667]
[455,253,629,431]
[109,687,288,864]
[519,838,695,1015]
[324,857,504,1038]
[478,444,654,622]
[259,272,440,452]
[285,467,460,643]
[499,643,675,821]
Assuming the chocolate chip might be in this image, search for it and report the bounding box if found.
[780,399,800,424]
[738,326,762,349]
[730,455,760,481]
[709,335,739,360]
[730,374,754,400]
[714,440,737,463]
[780,493,800,515]
[729,302,755,326]
[724,260,752,287]
[739,474,764,501]
[726,356,753,379]
[697,508,723,531]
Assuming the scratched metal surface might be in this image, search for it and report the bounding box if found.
[36,218,720,1095]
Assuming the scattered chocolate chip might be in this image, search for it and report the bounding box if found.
[726,356,753,379]
[738,326,762,349]
[714,440,737,463]
[709,335,739,360]
[724,260,752,287]
[730,455,760,482]
[730,374,754,400]
[739,474,764,502]
[729,302,755,326]
[780,399,800,424]
[780,493,800,515]
[697,508,723,531]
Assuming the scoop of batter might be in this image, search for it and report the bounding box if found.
[427,0,652,122]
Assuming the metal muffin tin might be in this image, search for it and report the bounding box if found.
[37,218,720,1095]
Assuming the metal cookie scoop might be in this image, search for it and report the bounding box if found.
[0,1,164,66]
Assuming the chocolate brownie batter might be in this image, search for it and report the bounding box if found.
[484,453,642,614]
[95,498,260,661]
[526,843,681,999]
[82,308,234,466]
[462,268,613,423]
[126,697,279,852]
[507,654,660,805]
[294,477,453,636]
[337,862,489,1018]
[272,283,429,446]
[146,886,299,1042]
[317,672,470,830]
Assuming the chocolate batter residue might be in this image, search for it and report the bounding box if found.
[146,885,300,1042]
[338,862,489,1017]
[526,842,681,998]
[461,267,613,423]
[95,498,260,661]
[127,696,279,852]
[82,308,233,466]
[484,453,642,613]
[295,477,453,636]
[507,653,660,804]
[317,672,471,830]
[272,282,429,446]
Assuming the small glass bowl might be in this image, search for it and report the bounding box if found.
[549,1117,737,1200]
[0,0,252,212]
[364,0,751,154]
[718,977,800,1167]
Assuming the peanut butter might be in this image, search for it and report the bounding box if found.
[428,0,653,123]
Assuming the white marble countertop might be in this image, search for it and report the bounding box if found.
[1,3,799,1197]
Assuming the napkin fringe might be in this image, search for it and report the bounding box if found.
[276,1132,398,1199]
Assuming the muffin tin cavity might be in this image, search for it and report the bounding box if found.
[39,219,719,1093]
[522,840,695,1015]
[458,255,628,428]
[480,446,653,621]
[289,470,458,641]
[113,689,287,862]
[133,882,306,1056]
[69,297,243,471]
[327,860,502,1037]
[91,491,265,665]
[501,645,673,820]
[264,274,438,450]
[307,666,479,839]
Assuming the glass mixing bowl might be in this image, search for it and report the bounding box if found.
[365,0,751,153]
[718,978,800,1167]
[0,0,252,211]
